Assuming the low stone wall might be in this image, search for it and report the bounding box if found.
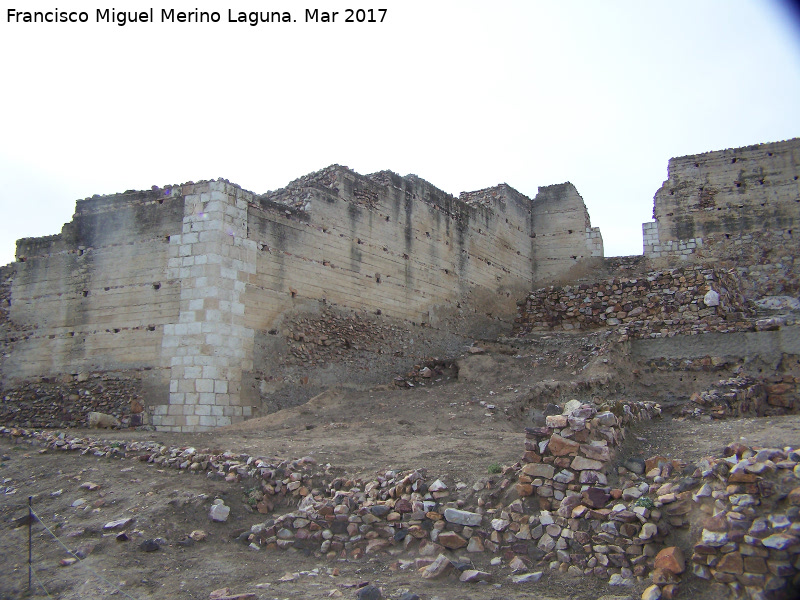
[689,443,800,599]
[514,266,753,339]
[681,375,800,419]
[3,422,800,598]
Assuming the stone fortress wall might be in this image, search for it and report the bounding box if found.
[643,138,800,298]
[1,166,601,431]
[1,137,797,431]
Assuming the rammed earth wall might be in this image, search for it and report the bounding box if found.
[2,167,601,431]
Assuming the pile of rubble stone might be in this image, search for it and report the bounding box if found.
[4,398,800,599]
[392,359,458,388]
[260,165,341,211]
[0,374,144,429]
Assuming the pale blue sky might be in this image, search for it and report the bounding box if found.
[1,0,799,265]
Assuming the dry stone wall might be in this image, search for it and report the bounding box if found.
[514,265,753,339]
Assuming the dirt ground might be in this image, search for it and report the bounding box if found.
[1,337,799,600]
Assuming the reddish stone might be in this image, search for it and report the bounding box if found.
[728,471,759,483]
[716,552,744,575]
[437,532,467,550]
[516,483,533,497]
[645,455,668,473]
[787,487,800,506]
[662,584,679,600]
[701,514,728,532]
[654,546,686,574]
[766,383,792,395]
[652,567,680,584]
[581,488,610,509]
[548,434,580,457]
[743,556,768,574]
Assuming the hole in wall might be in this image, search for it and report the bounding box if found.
[153,282,161,290]
[568,230,573,234]
[147,325,156,331]
[768,152,773,156]
[385,216,390,222]
[268,329,278,335]
[375,274,381,284]
[82,290,89,297]
[158,199,164,205]
[113,328,120,333]
[731,158,737,164]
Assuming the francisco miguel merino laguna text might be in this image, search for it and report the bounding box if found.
[6,8,388,26]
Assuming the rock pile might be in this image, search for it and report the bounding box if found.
[688,443,800,600]
[260,164,340,211]
[0,374,144,429]
[392,359,458,388]
[282,309,452,375]
[5,418,800,598]
[682,375,800,419]
[284,311,413,368]
[514,266,753,338]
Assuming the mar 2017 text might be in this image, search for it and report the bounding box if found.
[5,8,388,27]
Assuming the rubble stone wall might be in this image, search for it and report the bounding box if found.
[514,266,752,338]
[643,138,800,298]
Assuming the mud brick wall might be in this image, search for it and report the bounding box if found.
[643,138,800,299]
[514,266,752,338]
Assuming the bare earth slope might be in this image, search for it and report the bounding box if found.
[1,338,799,600]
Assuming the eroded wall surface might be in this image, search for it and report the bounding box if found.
[643,138,800,298]
[2,168,602,430]
[4,189,186,400]
[532,183,603,283]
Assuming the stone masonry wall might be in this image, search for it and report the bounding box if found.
[2,168,602,430]
[532,183,604,283]
[643,138,800,299]
[3,188,186,399]
[514,266,753,339]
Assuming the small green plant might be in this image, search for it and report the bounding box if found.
[487,462,502,474]
[633,497,655,510]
